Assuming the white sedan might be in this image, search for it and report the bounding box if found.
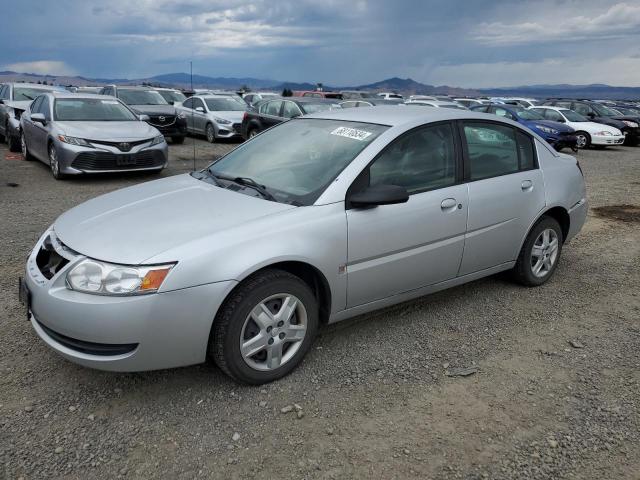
[530,106,625,148]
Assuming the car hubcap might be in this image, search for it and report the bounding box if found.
[207,126,214,142]
[576,134,587,148]
[49,146,59,176]
[530,228,559,278]
[249,130,257,138]
[240,294,307,371]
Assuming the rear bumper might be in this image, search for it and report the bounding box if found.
[567,198,588,243]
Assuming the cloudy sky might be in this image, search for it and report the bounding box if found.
[3,0,640,87]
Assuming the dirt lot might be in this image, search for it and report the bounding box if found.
[1,137,639,480]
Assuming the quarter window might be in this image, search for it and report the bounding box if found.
[264,101,282,116]
[368,123,457,194]
[463,122,519,180]
[282,101,302,118]
[182,98,194,109]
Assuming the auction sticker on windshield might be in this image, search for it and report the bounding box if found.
[331,126,373,141]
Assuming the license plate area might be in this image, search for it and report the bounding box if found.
[116,154,137,166]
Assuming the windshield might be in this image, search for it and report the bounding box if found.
[205,97,247,111]
[591,103,617,116]
[513,107,544,120]
[561,109,587,122]
[54,98,138,121]
[615,107,640,115]
[301,102,340,114]
[13,87,53,101]
[442,104,467,110]
[156,90,186,104]
[118,89,168,105]
[206,119,387,205]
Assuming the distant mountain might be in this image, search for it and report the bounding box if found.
[479,84,640,100]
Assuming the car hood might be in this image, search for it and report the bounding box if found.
[128,104,177,116]
[522,119,574,132]
[209,111,245,123]
[56,121,160,141]
[54,174,295,264]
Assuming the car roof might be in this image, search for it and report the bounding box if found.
[117,86,152,90]
[407,100,460,106]
[8,82,66,90]
[49,92,119,100]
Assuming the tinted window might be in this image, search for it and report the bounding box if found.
[543,109,564,122]
[463,122,519,180]
[572,103,591,116]
[493,107,515,120]
[369,123,457,194]
[192,98,205,110]
[265,101,282,116]
[282,101,302,118]
[182,98,194,109]
[38,96,51,119]
[0,86,7,99]
[31,96,43,113]
[516,131,535,170]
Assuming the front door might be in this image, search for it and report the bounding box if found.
[346,122,468,307]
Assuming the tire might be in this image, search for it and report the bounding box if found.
[171,136,185,144]
[248,128,258,139]
[48,143,65,180]
[205,124,216,143]
[21,131,34,161]
[210,269,319,384]
[8,132,21,152]
[575,131,591,149]
[512,216,563,287]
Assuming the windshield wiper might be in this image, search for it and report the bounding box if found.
[207,171,278,202]
[21,94,34,100]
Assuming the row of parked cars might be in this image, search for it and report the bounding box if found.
[1,81,638,179]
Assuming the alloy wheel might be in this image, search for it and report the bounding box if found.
[530,228,559,278]
[21,132,28,158]
[206,124,215,143]
[576,134,588,148]
[240,294,307,371]
[49,144,59,177]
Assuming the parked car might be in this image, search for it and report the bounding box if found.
[408,95,437,101]
[340,90,381,100]
[152,87,187,105]
[530,106,624,148]
[241,97,339,139]
[242,92,280,107]
[501,97,540,108]
[542,99,639,145]
[75,86,103,95]
[99,85,187,144]
[176,95,247,142]
[0,82,66,151]
[292,91,343,99]
[405,100,468,110]
[453,98,490,108]
[377,92,404,101]
[338,99,403,108]
[19,92,167,179]
[20,106,587,384]
[471,104,577,151]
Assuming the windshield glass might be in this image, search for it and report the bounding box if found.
[205,97,247,111]
[13,87,53,101]
[442,104,467,110]
[207,119,388,205]
[54,98,138,121]
[513,107,544,120]
[591,103,617,116]
[301,102,340,114]
[615,107,639,115]
[156,90,186,104]
[118,89,168,105]
[561,109,587,122]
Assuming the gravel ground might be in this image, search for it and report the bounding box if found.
[1,137,639,480]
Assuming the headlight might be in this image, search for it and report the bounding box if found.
[58,135,93,147]
[177,112,186,119]
[150,135,165,146]
[622,120,638,128]
[66,259,174,296]
[594,131,613,136]
[535,125,559,135]
[213,117,232,125]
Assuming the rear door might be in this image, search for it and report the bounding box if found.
[458,121,545,275]
[346,122,468,307]
[261,100,284,129]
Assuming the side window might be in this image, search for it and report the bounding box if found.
[282,101,302,118]
[544,109,564,122]
[516,131,535,170]
[193,98,205,111]
[265,101,283,116]
[182,98,193,109]
[0,85,7,99]
[340,101,358,109]
[493,107,515,120]
[38,96,51,120]
[103,87,114,96]
[31,96,43,113]
[368,123,457,194]
[357,101,373,107]
[463,122,519,180]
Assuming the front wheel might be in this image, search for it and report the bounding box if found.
[210,269,319,384]
[48,143,65,180]
[575,131,591,149]
[206,124,216,143]
[21,132,34,161]
[512,216,563,287]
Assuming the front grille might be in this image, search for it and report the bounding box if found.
[36,319,138,356]
[148,115,176,127]
[72,150,164,171]
[35,233,73,279]
[90,139,151,151]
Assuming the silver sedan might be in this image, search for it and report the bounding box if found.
[21,107,587,384]
[176,95,247,142]
[20,92,168,179]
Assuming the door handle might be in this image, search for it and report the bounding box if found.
[441,198,457,210]
[521,180,533,191]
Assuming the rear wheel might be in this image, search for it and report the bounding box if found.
[206,124,216,143]
[210,269,318,384]
[171,136,185,144]
[512,216,563,287]
[21,132,34,161]
[575,131,591,149]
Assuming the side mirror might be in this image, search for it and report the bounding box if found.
[195,107,205,113]
[139,114,150,122]
[587,112,595,119]
[31,113,47,125]
[350,184,409,208]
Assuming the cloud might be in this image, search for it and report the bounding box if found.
[4,60,76,76]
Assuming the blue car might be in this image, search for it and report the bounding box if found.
[471,104,578,151]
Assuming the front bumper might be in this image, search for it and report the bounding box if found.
[22,229,236,371]
[548,133,578,151]
[591,134,625,146]
[215,122,243,139]
[56,140,168,175]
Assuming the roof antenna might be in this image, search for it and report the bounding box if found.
[191,61,196,172]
